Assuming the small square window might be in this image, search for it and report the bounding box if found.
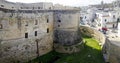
[105,19,107,22]
[25,33,28,38]
[49,7,51,9]
[1,5,4,7]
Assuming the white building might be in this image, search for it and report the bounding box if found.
[80,7,98,26]
[94,11,120,30]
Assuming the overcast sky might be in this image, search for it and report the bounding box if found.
[6,0,115,6]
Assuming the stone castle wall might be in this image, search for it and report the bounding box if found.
[0,3,54,63]
[0,0,80,63]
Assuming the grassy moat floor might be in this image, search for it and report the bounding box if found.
[28,37,105,63]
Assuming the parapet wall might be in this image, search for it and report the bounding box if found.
[102,37,120,63]
[79,25,120,63]
[79,25,105,45]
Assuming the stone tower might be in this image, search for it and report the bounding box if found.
[54,10,80,46]
[101,0,104,10]
[53,10,82,53]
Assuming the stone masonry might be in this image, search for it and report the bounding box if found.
[0,0,80,63]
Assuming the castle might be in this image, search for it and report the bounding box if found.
[0,0,81,63]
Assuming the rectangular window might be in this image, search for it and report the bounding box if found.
[47,19,49,23]
[25,21,28,26]
[25,33,28,38]
[38,7,40,9]
[35,31,37,36]
[47,28,49,33]
[35,20,38,25]
[21,7,23,9]
[58,25,60,27]
[0,24,2,29]
[58,20,61,22]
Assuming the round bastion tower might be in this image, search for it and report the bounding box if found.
[54,10,83,53]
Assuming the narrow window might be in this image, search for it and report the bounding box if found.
[35,31,37,36]
[85,16,87,19]
[25,21,28,26]
[58,20,61,22]
[49,7,51,9]
[113,24,115,28]
[47,19,49,23]
[1,5,4,7]
[25,33,28,38]
[21,7,23,9]
[47,28,49,33]
[58,25,60,27]
[35,20,38,25]
[113,15,115,18]
[33,7,34,9]
[105,19,107,22]
[0,24,3,29]
[38,7,40,9]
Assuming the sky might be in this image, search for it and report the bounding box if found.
[6,0,116,7]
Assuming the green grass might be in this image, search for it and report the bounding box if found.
[54,37,105,63]
[28,37,105,63]
[27,50,59,63]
